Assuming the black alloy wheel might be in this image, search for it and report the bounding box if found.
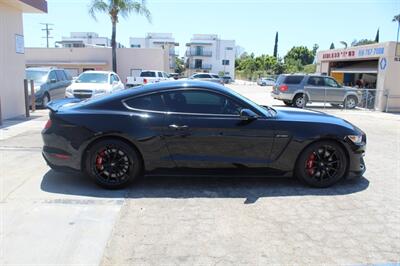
[296,141,347,188]
[86,139,141,189]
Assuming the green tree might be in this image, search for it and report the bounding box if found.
[330,43,335,49]
[89,0,151,72]
[284,46,315,66]
[273,32,278,58]
[340,41,348,48]
[174,57,185,74]
[375,28,380,42]
[351,39,376,46]
[393,14,400,44]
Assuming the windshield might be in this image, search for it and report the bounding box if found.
[76,73,109,84]
[26,70,47,83]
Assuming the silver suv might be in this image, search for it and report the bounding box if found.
[271,74,361,109]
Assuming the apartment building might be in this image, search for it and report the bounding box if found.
[0,0,47,121]
[185,34,235,79]
[129,33,179,72]
[55,32,124,48]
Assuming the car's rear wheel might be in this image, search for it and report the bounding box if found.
[295,141,347,188]
[86,139,141,189]
[344,96,358,109]
[283,100,292,106]
[293,93,307,108]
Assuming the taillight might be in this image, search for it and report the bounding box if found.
[279,85,289,92]
[44,119,52,129]
[143,78,148,84]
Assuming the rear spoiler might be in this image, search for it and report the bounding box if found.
[47,98,82,112]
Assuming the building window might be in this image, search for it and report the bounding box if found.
[226,47,233,50]
[222,60,230,65]
[131,44,141,48]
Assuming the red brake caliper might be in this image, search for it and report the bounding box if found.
[96,150,105,170]
[306,153,316,176]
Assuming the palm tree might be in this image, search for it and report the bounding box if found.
[340,41,348,48]
[89,0,151,72]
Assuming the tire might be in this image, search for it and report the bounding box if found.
[344,96,358,109]
[283,100,292,106]
[293,93,307,108]
[85,139,142,189]
[295,140,347,188]
[42,93,50,108]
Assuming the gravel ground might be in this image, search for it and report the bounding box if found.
[101,83,400,265]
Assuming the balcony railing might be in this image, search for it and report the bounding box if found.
[189,63,212,70]
[186,49,212,57]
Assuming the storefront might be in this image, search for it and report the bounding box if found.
[316,42,400,112]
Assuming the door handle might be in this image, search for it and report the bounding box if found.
[169,124,189,130]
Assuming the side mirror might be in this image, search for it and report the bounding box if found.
[240,109,258,121]
[50,78,57,83]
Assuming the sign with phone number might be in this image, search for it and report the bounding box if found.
[322,47,385,60]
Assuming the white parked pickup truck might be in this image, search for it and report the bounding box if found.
[126,70,172,87]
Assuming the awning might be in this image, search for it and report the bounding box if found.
[331,61,378,74]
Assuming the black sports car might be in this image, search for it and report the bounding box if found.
[42,80,366,189]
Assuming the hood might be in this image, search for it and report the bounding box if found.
[275,107,358,131]
[69,82,110,91]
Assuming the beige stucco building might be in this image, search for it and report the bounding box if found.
[25,47,170,82]
[316,42,400,112]
[0,0,47,121]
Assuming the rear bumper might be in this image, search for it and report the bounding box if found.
[271,91,292,101]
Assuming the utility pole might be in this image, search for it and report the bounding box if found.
[41,23,54,48]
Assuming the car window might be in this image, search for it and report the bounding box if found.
[284,75,304,84]
[26,70,48,83]
[113,74,120,82]
[48,71,57,82]
[124,93,165,111]
[55,70,66,81]
[76,73,109,84]
[162,90,243,115]
[157,72,163,78]
[307,76,325,86]
[324,77,340,88]
[211,75,220,79]
[163,72,169,78]
[140,71,156,77]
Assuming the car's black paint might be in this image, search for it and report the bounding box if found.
[42,80,366,182]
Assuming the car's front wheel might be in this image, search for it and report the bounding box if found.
[86,139,142,189]
[344,96,358,109]
[295,141,347,188]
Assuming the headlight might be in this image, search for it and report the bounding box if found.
[347,135,363,144]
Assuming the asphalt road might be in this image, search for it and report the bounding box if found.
[1,84,399,265]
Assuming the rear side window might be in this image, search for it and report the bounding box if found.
[140,71,156,77]
[55,70,66,81]
[283,75,304,84]
[124,93,165,111]
[307,76,325,86]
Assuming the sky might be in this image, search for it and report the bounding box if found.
[23,0,400,57]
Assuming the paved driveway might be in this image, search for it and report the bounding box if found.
[1,84,399,265]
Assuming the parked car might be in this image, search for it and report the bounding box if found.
[257,77,275,86]
[42,80,366,189]
[271,74,362,108]
[65,71,124,99]
[126,70,172,87]
[221,76,234,84]
[25,67,72,107]
[188,73,223,84]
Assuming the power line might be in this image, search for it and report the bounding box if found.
[40,23,54,48]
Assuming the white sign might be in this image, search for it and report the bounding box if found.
[15,34,24,54]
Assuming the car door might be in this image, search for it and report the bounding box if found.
[323,77,344,103]
[46,70,59,100]
[54,70,68,99]
[161,89,275,173]
[304,76,326,102]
